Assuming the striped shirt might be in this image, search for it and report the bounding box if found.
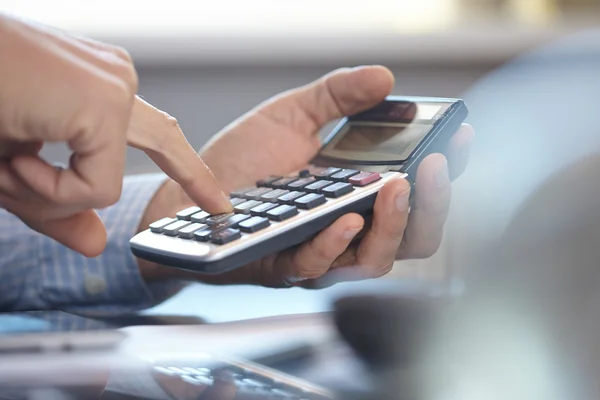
[0,173,181,330]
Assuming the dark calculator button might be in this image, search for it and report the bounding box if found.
[260,189,289,203]
[178,223,207,239]
[250,202,279,216]
[331,169,360,182]
[230,198,246,207]
[304,180,333,193]
[298,169,311,177]
[244,187,273,200]
[176,206,201,220]
[271,177,298,189]
[149,217,176,233]
[205,213,236,226]
[266,205,299,221]
[162,220,191,236]
[193,225,224,241]
[190,211,211,223]
[230,187,255,198]
[234,200,263,214]
[294,193,326,209]
[256,176,282,187]
[348,171,381,186]
[287,177,316,189]
[210,228,242,245]
[277,191,306,205]
[313,167,341,178]
[321,182,354,198]
[193,227,214,241]
[238,216,270,233]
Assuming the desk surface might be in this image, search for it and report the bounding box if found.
[141,278,440,324]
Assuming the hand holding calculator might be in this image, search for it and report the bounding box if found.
[131,96,468,276]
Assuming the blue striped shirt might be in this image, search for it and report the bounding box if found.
[0,173,182,330]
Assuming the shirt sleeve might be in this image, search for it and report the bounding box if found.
[0,173,184,316]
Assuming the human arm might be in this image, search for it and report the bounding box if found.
[0,12,231,257]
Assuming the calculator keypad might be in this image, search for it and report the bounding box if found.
[151,360,332,400]
[148,165,390,247]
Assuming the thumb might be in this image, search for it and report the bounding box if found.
[264,65,395,134]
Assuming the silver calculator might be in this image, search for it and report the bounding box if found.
[130,96,468,275]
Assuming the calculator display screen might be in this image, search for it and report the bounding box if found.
[329,122,430,161]
[319,99,453,163]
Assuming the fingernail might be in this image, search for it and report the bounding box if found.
[434,160,450,188]
[343,227,362,240]
[395,190,410,212]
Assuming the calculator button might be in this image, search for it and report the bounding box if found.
[205,213,234,226]
[277,191,305,205]
[294,193,326,209]
[193,224,234,242]
[304,180,333,193]
[244,187,273,200]
[190,211,211,223]
[298,169,311,177]
[238,216,270,233]
[149,217,177,233]
[176,206,201,221]
[260,189,289,203]
[256,176,282,187]
[162,220,191,236]
[210,228,242,245]
[348,171,381,186]
[250,202,279,216]
[271,177,298,189]
[321,182,354,198]
[331,169,360,182]
[313,167,341,178]
[230,187,255,198]
[266,205,299,221]
[230,198,246,206]
[178,223,207,239]
[287,177,316,189]
[234,200,263,214]
[210,214,251,231]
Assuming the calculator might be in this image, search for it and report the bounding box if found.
[146,352,334,400]
[130,96,468,274]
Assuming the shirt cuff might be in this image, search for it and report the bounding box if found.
[37,173,183,316]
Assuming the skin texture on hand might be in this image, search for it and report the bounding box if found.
[138,65,474,287]
[0,14,230,257]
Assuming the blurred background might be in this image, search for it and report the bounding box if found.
[3,0,598,174]
[1,0,599,320]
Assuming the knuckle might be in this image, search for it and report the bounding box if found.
[146,111,182,155]
[101,77,134,109]
[112,45,134,64]
[107,45,139,92]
